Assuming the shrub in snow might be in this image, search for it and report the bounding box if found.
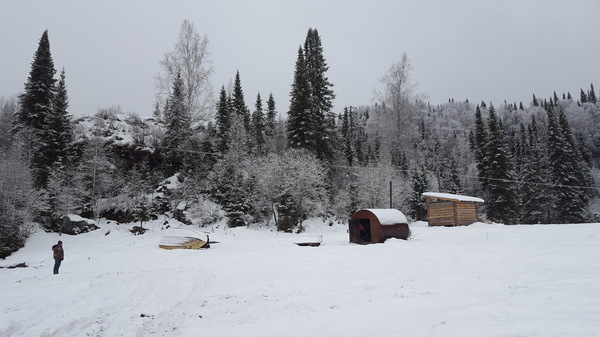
[61,215,99,235]
[276,193,301,233]
[132,197,155,228]
[184,197,223,227]
[129,226,147,235]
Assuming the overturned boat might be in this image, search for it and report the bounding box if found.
[158,228,210,250]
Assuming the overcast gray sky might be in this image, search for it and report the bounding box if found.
[2,0,599,117]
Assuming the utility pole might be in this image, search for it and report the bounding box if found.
[389,180,393,208]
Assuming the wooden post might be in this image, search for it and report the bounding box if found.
[389,181,392,208]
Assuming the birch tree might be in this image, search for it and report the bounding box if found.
[156,20,214,125]
[374,53,419,159]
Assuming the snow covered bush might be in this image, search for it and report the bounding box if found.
[184,196,223,227]
[250,149,327,232]
[0,148,37,257]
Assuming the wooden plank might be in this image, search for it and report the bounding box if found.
[429,201,454,209]
[429,217,455,223]
[429,212,454,218]
[456,213,477,218]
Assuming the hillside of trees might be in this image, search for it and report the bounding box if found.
[2,23,599,257]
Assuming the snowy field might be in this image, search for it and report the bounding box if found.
[1,219,599,337]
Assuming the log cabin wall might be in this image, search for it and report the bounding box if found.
[426,199,479,226]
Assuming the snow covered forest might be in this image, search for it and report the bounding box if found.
[2,22,600,257]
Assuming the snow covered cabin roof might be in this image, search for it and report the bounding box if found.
[422,192,484,203]
[364,209,408,225]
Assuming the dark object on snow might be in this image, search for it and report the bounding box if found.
[61,215,99,235]
[294,234,323,247]
[130,226,147,235]
[349,209,410,244]
[0,262,28,269]
[422,192,484,227]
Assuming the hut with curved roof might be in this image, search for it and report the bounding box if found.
[349,209,410,244]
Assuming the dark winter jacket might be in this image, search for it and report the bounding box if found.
[52,244,64,261]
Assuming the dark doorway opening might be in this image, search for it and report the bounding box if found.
[359,219,371,242]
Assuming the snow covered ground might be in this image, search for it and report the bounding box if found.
[1,219,599,337]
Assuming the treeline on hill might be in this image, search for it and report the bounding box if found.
[2,24,600,257]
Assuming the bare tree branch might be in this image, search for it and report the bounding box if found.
[155,20,214,125]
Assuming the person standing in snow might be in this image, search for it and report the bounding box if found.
[52,240,64,274]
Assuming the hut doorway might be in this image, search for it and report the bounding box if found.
[359,219,371,242]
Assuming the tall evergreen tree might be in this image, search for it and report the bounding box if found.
[161,70,192,176]
[340,106,358,166]
[39,68,76,225]
[588,83,597,104]
[265,93,277,137]
[287,46,316,152]
[264,93,284,154]
[252,93,266,155]
[519,117,552,224]
[232,70,250,132]
[484,105,520,224]
[557,108,592,221]
[18,30,56,131]
[580,89,588,103]
[439,157,462,194]
[473,105,489,190]
[17,30,58,189]
[408,166,429,221]
[545,106,589,223]
[303,28,336,162]
[44,68,74,167]
[215,85,231,154]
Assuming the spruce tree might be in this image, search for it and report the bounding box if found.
[546,106,589,223]
[252,93,266,155]
[265,93,277,138]
[17,30,58,188]
[232,71,250,132]
[557,108,592,221]
[341,106,356,166]
[161,70,191,176]
[340,106,368,167]
[439,157,462,194]
[38,68,76,225]
[580,89,588,103]
[473,105,489,190]
[408,166,429,221]
[303,28,336,162]
[519,117,552,224]
[18,30,56,130]
[264,93,282,154]
[484,105,520,224]
[215,85,231,154]
[588,83,597,104]
[287,46,315,152]
[45,68,74,167]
